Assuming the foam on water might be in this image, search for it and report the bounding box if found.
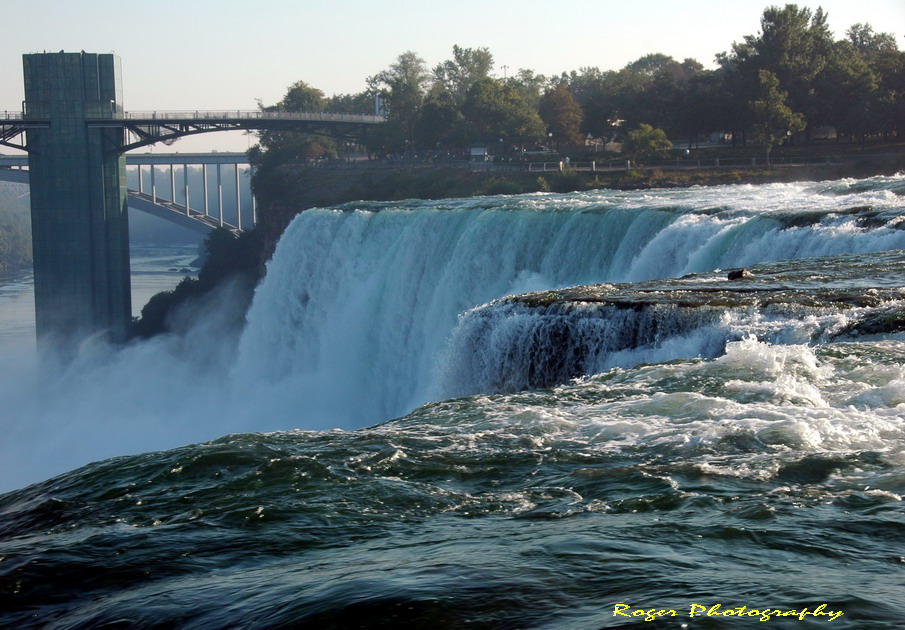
[425,335,905,482]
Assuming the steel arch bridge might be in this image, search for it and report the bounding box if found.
[0,109,383,153]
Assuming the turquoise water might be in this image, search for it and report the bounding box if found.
[1,177,904,628]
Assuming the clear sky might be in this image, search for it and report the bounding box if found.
[2,0,903,152]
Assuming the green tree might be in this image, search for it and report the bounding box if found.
[715,43,759,145]
[815,40,878,143]
[676,69,724,148]
[632,55,705,139]
[277,80,325,112]
[618,54,676,132]
[849,24,904,139]
[876,49,905,138]
[324,91,375,115]
[253,80,337,168]
[565,66,621,140]
[433,45,494,105]
[538,83,584,149]
[725,5,833,138]
[622,124,673,164]
[461,77,546,148]
[134,227,263,338]
[506,68,549,110]
[749,70,805,165]
[847,23,898,65]
[368,51,432,152]
[415,87,464,150]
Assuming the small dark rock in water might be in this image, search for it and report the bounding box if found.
[727,268,753,281]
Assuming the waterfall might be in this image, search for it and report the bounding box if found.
[234,180,905,425]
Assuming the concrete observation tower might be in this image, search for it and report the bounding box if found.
[24,52,131,348]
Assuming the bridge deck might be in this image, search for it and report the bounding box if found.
[114,110,384,124]
[0,110,384,152]
[0,110,383,124]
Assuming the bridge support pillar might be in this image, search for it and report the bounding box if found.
[24,52,131,351]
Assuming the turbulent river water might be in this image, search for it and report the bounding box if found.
[1,176,905,628]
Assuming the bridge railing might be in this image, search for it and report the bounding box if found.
[118,110,385,123]
[1,109,384,123]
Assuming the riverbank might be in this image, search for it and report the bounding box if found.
[252,149,905,259]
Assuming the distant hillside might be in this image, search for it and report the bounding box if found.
[0,183,31,272]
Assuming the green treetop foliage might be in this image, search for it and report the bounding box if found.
[368,51,432,151]
[433,46,494,106]
[675,68,726,149]
[276,80,325,112]
[722,5,833,133]
[622,124,673,164]
[324,91,375,115]
[623,54,705,135]
[847,23,898,66]
[873,50,905,136]
[847,24,905,137]
[506,69,550,110]
[815,40,879,143]
[461,77,546,146]
[564,66,620,139]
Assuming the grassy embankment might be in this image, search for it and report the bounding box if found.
[132,142,905,338]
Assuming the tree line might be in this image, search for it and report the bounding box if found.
[0,184,31,272]
[251,4,904,167]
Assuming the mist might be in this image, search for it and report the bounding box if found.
[0,279,310,494]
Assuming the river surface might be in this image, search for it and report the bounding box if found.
[0,244,200,352]
[1,178,904,628]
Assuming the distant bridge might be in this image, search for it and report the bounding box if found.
[0,152,255,234]
[0,109,384,153]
